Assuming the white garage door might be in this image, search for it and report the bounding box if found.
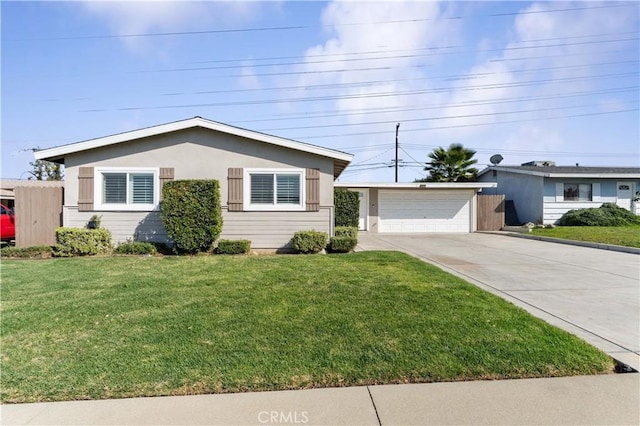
[378,190,472,233]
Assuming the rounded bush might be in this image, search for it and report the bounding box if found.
[558,203,640,226]
[329,236,357,253]
[114,242,157,255]
[292,230,328,254]
[216,239,251,255]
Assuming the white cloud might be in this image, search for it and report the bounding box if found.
[77,1,276,52]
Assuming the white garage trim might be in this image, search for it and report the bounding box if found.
[378,190,474,233]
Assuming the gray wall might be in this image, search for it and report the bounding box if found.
[63,127,337,248]
[479,170,544,224]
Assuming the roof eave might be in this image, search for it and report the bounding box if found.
[34,117,354,166]
[335,182,497,189]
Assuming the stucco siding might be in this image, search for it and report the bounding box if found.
[63,127,335,207]
[479,171,544,224]
[61,127,337,248]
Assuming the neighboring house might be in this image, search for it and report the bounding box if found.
[34,117,353,249]
[335,182,496,233]
[477,161,640,225]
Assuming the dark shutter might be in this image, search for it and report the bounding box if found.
[78,167,94,212]
[228,168,243,211]
[305,168,320,212]
[159,168,175,201]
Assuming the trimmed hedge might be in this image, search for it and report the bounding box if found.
[0,245,53,258]
[53,228,112,257]
[216,239,251,255]
[334,189,359,227]
[329,236,357,253]
[292,230,328,254]
[335,226,358,239]
[114,241,157,255]
[558,203,640,226]
[160,180,223,253]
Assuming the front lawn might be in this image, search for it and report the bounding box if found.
[531,226,640,248]
[1,252,614,403]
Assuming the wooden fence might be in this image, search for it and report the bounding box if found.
[477,194,505,231]
[15,186,63,247]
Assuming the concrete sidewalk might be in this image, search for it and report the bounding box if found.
[2,374,638,425]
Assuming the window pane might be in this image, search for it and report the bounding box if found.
[251,174,274,204]
[578,184,592,201]
[103,173,127,204]
[276,174,300,204]
[130,173,154,204]
[563,184,578,201]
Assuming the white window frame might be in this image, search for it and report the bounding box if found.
[563,182,593,202]
[94,167,160,211]
[243,168,305,211]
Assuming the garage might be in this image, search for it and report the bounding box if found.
[378,189,473,233]
[336,182,497,234]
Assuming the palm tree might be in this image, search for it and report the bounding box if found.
[422,143,478,182]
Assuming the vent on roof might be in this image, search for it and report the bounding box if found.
[521,161,556,167]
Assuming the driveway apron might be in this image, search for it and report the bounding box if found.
[357,233,640,370]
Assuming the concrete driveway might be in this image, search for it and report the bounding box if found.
[357,232,640,370]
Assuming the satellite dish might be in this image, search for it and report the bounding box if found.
[489,154,504,165]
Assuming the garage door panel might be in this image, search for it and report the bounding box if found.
[378,190,472,233]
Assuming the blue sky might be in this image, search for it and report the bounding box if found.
[2,0,639,182]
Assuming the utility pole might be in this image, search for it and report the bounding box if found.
[395,123,400,183]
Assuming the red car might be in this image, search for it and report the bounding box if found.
[1,203,16,242]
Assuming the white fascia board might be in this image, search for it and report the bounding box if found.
[477,167,640,179]
[545,173,640,179]
[335,182,497,189]
[480,167,548,177]
[34,117,353,163]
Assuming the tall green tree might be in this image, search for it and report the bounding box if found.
[28,159,64,181]
[419,143,478,182]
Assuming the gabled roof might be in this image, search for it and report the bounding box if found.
[477,165,640,179]
[34,117,354,178]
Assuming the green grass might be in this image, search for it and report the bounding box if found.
[531,226,640,248]
[1,252,614,403]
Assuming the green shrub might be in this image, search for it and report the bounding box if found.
[558,203,640,226]
[160,180,223,253]
[149,242,177,255]
[334,189,359,227]
[86,214,102,229]
[0,245,53,258]
[216,239,251,255]
[292,230,328,254]
[335,226,358,239]
[53,228,112,257]
[329,236,357,253]
[114,241,157,255]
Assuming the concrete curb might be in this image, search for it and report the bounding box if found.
[481,231,640,255]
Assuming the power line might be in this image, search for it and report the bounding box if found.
[7,3,634,42]
[38,59,638,103]
[258,100,638,132]
[80,71,639,112]
[232,86,639,124]
[190,31,638,65]
[148,38,638,73]
[293,108,640,140]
